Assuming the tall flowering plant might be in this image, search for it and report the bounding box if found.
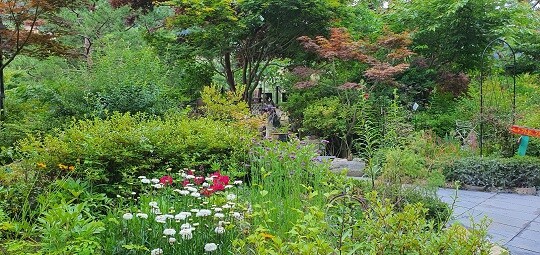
[104,169,246,255]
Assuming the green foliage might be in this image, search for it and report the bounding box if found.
[302,97,344,137]
[16,112,256,193]
[389,0,515,71]
[247,139,330,237]
[38,203,105,255]
[443,156,540,188]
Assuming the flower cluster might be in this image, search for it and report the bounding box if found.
[120,169,245,254]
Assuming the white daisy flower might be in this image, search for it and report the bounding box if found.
[122,213,133,220]
[138,176,147,179]
[233,180,243,185]
[226,194,236,201]
[214,208,223,212]
[222,204,231,209]
[191,192,201,198]
[214,213,225,219]
[214,226,225,234]
[179,228,193,240]
[151,248,163,255]
[186,175,195,179]
[163,228,176,236]
[204,243,218,252]
[155,215,168,223]
[196,209,212,217]
[168,237,176,244]
[186,187,198,192]
[151,178,160,184]
[205,177,213,182]
[202,182,210,188]
[141,178,151,184]
[136,213,148,219]
[149,201,158,208]
[232,212,243,220]
[153,183,164,189]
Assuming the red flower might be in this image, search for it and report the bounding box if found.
[216,175,230,185]
[194,176,205,185]
[201,188,214,197]
[187,169,194,175]
[210,182,225,191]
[159,175,173,186]
[182,179,190,187]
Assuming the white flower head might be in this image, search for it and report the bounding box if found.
[222,204,231,209]
[168,237,176,244]
[141,178,151,184]
[136,213,148,219]
[175,212,191,221]
[151,248,163,255]
[179,228,193,240]
[155,215,168,223]
[214,207,223,212]
[214,213,225,219]
[204,243,218,252]
[225,185,233,189]
[153,183,164,189]
[149,201,158,208]
[122,213,133,220]
[190,192,201,198]
[233,180,243,185]
[226,194,236,201]
[202,182,210,188]
[205,177,214,182]
[196,209,212,217]
[151,178,160,184]
[163,228,176,236]
[186,187,198,192]
[138,176,147,179]
[233,212,243,220]
[214,226,225,234]
[181,223,192,230]
[186,175,195,179]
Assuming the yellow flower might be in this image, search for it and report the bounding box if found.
[260,233,274,239]
[68,166,75,171]
[36,163,47,169]
[58,164,68,170]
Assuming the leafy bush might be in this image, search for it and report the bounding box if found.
[14,112,256,193]
[443,156,540,188]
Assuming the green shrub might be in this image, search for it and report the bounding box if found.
[15,112,256,194]
[443,156,540,188]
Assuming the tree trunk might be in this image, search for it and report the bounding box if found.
[224,52,236,92]
[0,31,4,120]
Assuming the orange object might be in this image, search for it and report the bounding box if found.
[510,125,540,138]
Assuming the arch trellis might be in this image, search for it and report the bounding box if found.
[479,38,516,157]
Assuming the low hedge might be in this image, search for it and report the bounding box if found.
[12,112,256,189]
[443,156,540,188]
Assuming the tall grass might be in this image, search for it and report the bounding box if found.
[247,139,330,237]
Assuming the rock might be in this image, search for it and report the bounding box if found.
[514,187,537,195]
[329,158,366,177]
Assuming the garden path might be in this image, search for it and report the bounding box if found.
[437,188,540,255]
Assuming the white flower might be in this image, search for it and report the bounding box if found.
[214,213,225,219]
[214,208,223,212]
[225,185,233,189]
[190,209,200,213]
[122,213,133,220]
[226,194,236,201]
[151,178,160,184]
[186,175,195,179]
[153,183,164,189]
[186,187,198,192]
[204,243,218,252]
[151,207,162,214]
[205,177,214,182]
[191,192,201,198]
[168,237,176,244]
[179,228,193,240]
[222,204,231,209]
[155,215,168,223]
[214,226,225,234]
[232,212,243,220]
[196,209,212,217]
[179,190,190,195]
[181,223,192,230]
[151,248,163,255]
[175,212,191,221]
[202,182,210,188]
[233,180,243,185]
[138,176,147,179]
[136,213,148,219]
[149,202,158,208]
[141,178,151,184]
[163,228,176,236]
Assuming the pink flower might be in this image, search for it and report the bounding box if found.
[182,179,190,187]
[194,176,205,185]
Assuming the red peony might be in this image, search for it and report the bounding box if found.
[194,176,205,185]
[210,182,225,191]
[182,179,190,187]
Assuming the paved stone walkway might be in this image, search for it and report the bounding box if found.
[438,189,540,255]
